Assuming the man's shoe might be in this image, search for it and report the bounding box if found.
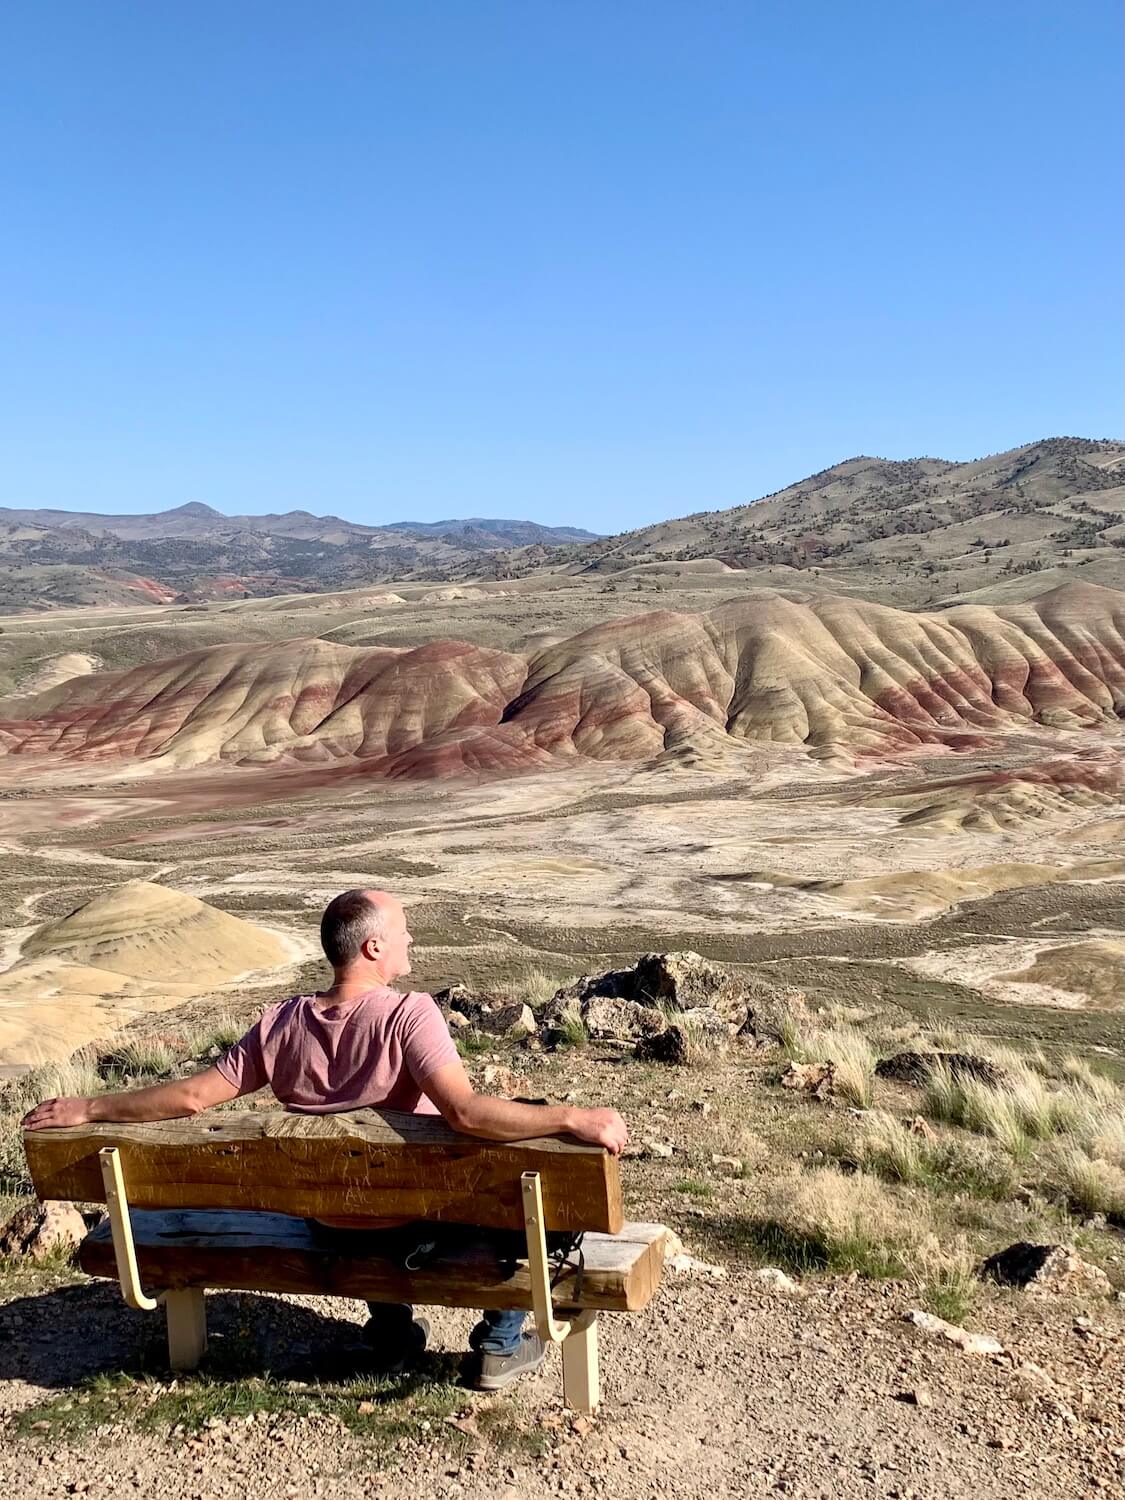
[364,1316,430,1375]
[472,1332,546,1392]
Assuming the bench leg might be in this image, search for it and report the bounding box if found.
[165,1288,208,1370]
[561,1312,599,1414]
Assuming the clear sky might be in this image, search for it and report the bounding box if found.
[1,2,1120,533]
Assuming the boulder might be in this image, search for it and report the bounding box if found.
[551,968,637,1005]
[635,1025,691,1065]
[581,997,667,1043]
[979,1242,1113,1298]
[875,1052,1007,1088]
[632,951,746,1021]
[736,981,810,1043]
[0,1200,87,1260]
[677,1006,729,1039]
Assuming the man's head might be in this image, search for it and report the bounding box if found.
[319,888,413,983]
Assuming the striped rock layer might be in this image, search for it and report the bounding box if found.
[1,583,1121,779]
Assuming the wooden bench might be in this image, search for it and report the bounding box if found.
[23,1109,668,1412]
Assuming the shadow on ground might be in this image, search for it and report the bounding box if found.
[0,1281,464,1391]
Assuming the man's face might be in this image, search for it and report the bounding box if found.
[369,895,413,980]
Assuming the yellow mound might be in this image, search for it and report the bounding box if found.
[997,940,1124,1010]
[739,858,1125,920]
[0,881,292,1069]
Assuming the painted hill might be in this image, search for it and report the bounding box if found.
[0,581,1120,778]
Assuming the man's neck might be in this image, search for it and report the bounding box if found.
[319,970,393,1005]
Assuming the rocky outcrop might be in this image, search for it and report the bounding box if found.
[433,987,536,1038]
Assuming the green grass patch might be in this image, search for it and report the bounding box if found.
[674,1178,715,1199]
[454,1031,494,1059]
[13,1367,467,1447]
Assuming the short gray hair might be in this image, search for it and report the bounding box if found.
[320,889,386,967]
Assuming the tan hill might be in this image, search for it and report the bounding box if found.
[496,437,1125,606]
[0,581,1120,779]
[0,881,293,1069]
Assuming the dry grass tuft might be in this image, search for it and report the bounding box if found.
[0,1053,105,1199]
[784,1025,876,1108]
[1053,1146,1125,1216]
[757,1166,925,1278]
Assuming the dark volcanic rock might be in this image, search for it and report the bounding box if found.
[875,1051,1008,1088]
[979,1242,1112,1296]
[635,1026,691,1066]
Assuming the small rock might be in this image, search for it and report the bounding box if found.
[0,1200,87,1260]
[902,1309,1005,1356]
[710,1154,743,1174]
[979,1243,1113,1298]
[780,1061,836,1099]
[692,1100,712,1115]
[751,1267,804,1296]
[895,1388,933,1408]
[668,1253,728,1280]
[642,1140,674,1159]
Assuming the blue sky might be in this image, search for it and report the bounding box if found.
[1,2,1120,533]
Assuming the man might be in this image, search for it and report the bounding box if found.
[24,888,628,1390]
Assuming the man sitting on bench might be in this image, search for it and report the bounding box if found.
[24,887,628,1390]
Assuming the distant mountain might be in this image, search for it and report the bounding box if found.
[462,437,1125,606]
[382,517,598,545]
[0,502,600,611]
[2,438,1122,613]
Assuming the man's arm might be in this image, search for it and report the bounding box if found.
[420,1060,628,1154]
[22,1066,241,1131]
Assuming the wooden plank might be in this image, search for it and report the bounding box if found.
[78,1210,668,1313]
[25,1109,623,1234]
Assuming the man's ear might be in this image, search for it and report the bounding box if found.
[360,934,383,961]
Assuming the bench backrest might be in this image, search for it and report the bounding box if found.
[24,1109,624,1234]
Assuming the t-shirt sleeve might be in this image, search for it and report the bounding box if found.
[401,993,459,1086]
[215,1019,268,1097]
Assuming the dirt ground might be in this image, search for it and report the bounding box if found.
[3,1037,1124,1500]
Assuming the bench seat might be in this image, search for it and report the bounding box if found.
[80,1209,669,1313]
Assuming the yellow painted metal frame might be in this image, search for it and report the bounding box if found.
[521,1169,600,1411]
[98,1146,160,1311]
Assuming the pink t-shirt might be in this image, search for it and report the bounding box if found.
[216,987,459,1116]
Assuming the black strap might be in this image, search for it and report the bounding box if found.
[549,1230,586,1303]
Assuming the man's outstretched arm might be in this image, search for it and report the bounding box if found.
[420,1060,628,1154]
[22,1066,241,1131]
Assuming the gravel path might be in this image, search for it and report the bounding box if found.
[1,1262,1120,1499]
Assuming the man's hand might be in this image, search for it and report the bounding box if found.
[23,1096,94,1131]
[567,1107,628,1155]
